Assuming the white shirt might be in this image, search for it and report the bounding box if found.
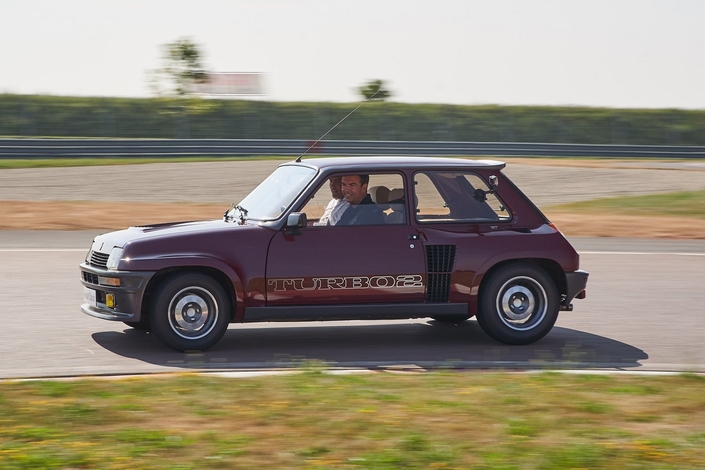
[314,198,350,226]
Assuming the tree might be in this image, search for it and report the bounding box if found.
[149,38,208,96]
[358,79,392,101]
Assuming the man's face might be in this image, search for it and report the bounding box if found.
[341,175,367,206]
[328,176,343,200]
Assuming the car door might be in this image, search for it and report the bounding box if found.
[265,224,426,306]
[266,172,426,306]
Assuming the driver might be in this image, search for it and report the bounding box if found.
[337,174,385,225]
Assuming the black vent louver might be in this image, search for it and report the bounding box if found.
[89,251,109,269]
[425,245,456,303]
[83,271,99,285]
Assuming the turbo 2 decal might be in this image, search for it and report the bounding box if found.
[268,274,423,292]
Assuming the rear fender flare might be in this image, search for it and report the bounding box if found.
[469,253,565,315]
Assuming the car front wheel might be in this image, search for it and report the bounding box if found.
[149,273,230,352]
[123,320,150,331]
[477,263,559,345]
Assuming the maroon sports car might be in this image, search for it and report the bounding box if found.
[80,156,588,351]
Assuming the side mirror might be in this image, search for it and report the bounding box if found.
[285,212,307,235]
[489,175,499,192]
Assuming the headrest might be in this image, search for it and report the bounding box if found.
[388,188,404,203]
[368,185,390,204]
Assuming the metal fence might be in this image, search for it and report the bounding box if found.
[1,138,704,159]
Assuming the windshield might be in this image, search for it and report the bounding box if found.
[231,165,316,221]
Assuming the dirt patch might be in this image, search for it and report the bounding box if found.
[3,200,703,239]
[0,201,225,231]
[543,209,705,239]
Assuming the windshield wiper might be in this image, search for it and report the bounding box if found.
[224,204,248,224]
[236,205,248,223]
[223,204,235,222]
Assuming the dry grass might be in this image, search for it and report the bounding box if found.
[2,200,703,239]
[545,210,705,239]
[0,201,225,231]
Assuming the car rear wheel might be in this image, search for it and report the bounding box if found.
[477,263,559,345]
[149,273,230,352]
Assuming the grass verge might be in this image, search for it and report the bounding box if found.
[4,198,705,239]
[541,190,705,238]
[548,190,705,220]
[0,201,225,231]
[1,370,704,469]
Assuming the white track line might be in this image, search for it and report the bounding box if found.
[0,249,87,252]
[1,249,704,256]
[580,251,705,256]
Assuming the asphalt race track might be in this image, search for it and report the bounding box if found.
[1,231,704,379]
[2,159,705,379]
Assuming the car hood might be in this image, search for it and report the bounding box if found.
[89,219,256,254]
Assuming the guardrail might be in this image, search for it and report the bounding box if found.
[1,138,704,159]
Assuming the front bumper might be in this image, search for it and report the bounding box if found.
[562,269,589,308]
[79,262,155,322]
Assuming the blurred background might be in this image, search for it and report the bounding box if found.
[2,0,704,144]
[2,95,703,144]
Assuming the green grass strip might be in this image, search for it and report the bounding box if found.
[549,189,705,219]
[1,370,705,469]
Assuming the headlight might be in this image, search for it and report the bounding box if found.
[106,247,124,271]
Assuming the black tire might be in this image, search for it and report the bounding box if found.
[477,263,559,345]
[149,272,230,352]
[431,315,470,324]
[122,320,150,331]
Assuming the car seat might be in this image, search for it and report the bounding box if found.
[386,188,406,224]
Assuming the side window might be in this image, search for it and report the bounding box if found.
[301,179,335,225]
[414,171,510,223]
[414,173,449,218]
[300,173,407,226]
[367,174,406,225]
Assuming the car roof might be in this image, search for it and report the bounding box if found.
[281,156,507,172]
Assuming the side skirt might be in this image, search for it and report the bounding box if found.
[242,303,468,323]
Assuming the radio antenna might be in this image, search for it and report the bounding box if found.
[296,88,380,162]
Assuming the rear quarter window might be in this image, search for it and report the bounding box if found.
[414,171,510,223]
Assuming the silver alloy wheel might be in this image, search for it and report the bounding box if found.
[495,276,547,331]
[168,286,218,340]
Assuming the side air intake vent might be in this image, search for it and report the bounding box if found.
[425,245,456,303]
[426,245,456,273]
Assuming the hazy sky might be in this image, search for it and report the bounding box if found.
[2,0,704,109]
